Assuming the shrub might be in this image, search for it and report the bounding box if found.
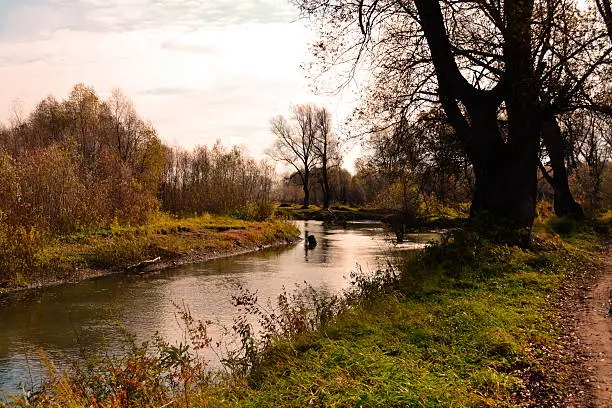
[0,221,48,284]
[232,201,275,221]
[548,216,578,235]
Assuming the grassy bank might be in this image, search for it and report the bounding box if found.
[275,204,394,221]
[189,219,606,407]
[0,213,299,292]
[5,216,609,407]
[275,203,466,230]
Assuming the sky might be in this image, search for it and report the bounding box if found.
[0,0,359,170]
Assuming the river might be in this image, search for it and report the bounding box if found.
[0,220,439,396]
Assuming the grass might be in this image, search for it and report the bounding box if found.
[275,203,339,220]
[275,203,467,229]
[275,203,400,221]
[4,214,609,407]
[0,212,299,290]
[188,227,595,407]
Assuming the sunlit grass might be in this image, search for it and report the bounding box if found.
[0,212,299,289]
[4,215,607,407]
[182,221,604,407]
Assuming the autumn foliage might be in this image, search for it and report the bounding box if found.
[0,85,276,283]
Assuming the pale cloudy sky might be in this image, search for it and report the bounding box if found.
[0,0,358,167]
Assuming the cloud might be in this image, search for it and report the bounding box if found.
[136,0,298,28]
[160,39,216,54]
[0,0,359,166]
[0,0,299,41]
[139,87,198,96]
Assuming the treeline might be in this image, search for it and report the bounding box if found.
[275,105,611,218]
[276,159,471,216]
[275,166,369,207]
[161,143,274,218]
[0,84,275,237]
[270,104,472,215]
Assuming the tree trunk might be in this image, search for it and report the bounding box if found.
[321,162,331,209]
[467,103,538,237]
[469,150,538,243]
[414,0,540,243]
[302,171,310,208]
[540,112,584,218]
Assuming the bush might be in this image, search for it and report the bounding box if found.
[0,221,48,285]
[548,217,578,235]
[232,201,275,221]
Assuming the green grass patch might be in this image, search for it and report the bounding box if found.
[6,218,607,407]
[183,225,604,407]
[0,213,299,289]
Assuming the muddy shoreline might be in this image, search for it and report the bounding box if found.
[0,237,300,299]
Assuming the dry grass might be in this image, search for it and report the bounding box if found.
[0,213,299,290]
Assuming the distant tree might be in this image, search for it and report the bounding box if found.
[27,96,67,149]
[313,107,341,208]
[65,83,104,163]
[348,158,388,206]
[268,105,319,207]
[105,88,146,164]
[160,142,274,217]
[562,110,612,211]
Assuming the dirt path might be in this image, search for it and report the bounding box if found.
[577,248,612,407]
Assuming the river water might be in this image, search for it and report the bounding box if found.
[0,221,439,395]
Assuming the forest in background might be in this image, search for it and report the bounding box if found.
[0,85,298,284]
[0,84,281,234]
[1,83,610,242]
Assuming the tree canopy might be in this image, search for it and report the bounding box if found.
[295,0,612,240]
[268,104,340,208]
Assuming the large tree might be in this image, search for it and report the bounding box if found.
[268,104,319,207]
[296,0,611,239]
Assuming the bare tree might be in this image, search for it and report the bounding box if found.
[313,107,340,208]
[268,105,318,207]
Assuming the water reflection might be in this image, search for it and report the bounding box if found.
[0,221,436,394]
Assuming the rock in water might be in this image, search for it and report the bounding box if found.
[307,234,317,249]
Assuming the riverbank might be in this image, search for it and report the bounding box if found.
[196,219,607,407]
[276,204,467,229]
[4,216,610,407]
[0,214,299,295]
